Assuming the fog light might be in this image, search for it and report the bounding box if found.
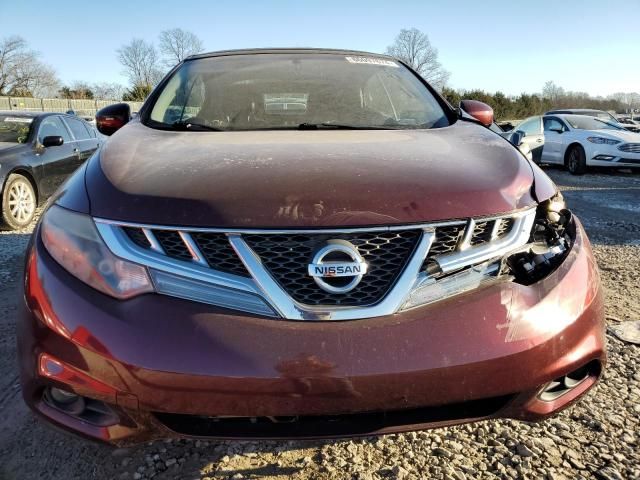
[45,387,86,415]
[538,361,599,402]
[593,155,615,161]
[50,387,78,404]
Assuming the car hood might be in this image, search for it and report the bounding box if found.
[594,128,640,141]
[0,142,24,152]
[86,120,537,228]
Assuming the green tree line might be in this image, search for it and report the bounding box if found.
[441,87,631,121]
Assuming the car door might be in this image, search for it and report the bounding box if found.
[542,116,568,164]
[62,116,101,165]
[514,116,544,163]
[37,115,78,197]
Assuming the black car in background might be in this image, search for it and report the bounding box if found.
[0,111,102,229]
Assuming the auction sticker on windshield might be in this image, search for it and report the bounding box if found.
[345,56,399,67]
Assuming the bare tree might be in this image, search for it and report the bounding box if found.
[92,82,127,100]
[117,38,162,89]
[159,28,204,66]
[0,35,60,97]
[386,28,450,91]
[542,81,565,103]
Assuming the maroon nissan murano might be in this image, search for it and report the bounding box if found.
[17,49,605,445]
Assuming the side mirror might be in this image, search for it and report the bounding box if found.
[459,99,494,127]
[511,130,525,147]
[42,135,64,147]
[96,103,131,136]
[550,126,564,134]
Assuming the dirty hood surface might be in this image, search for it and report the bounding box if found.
[87,120,536,227]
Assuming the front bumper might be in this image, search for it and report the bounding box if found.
[589,147,640,167]
[17,219,605,446]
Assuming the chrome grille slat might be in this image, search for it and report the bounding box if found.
[191,233,251,277]
[178,231,208,266]
[426,224,465,256]
[123,226,151,249]
[470,220,494,246]
[154,230,193,261]
[496,218,515,238]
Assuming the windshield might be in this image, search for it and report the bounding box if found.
[147,53,449,131]
[0,116,33,143]
[563,115,623,130]
[584,111,619,122]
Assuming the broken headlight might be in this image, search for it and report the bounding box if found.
[504,193,575,285]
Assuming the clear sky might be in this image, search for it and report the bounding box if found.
[2,0,639,97]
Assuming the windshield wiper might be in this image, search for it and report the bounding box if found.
[297,123,393,130]
[171,121,223,131]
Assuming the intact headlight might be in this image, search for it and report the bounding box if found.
[41,205,154,299]
[587,136,620,145]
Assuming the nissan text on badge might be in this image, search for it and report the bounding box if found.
[17,49,605,445]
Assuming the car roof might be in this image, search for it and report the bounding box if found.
[186,47,398,62]
[545,108,606,114]
[0,110,55,118]
[0,111,93,121]
[552,113,624,125]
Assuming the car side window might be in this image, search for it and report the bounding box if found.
[38,116,71,143]
[518,117,541,136]
[65,117,91,140]
[85,123,97,138]
[544,118,565,132]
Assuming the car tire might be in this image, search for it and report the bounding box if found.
[1,174,37,230]
[566,145,587,175]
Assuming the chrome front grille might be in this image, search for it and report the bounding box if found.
[470,221,493,246]
[421,217,516,273]
[191,233,251,277]
[244,231,420,306]
[427,225,465,256]
[618,143,640,153]
[95,208,535,321]
[495,218,515,238]
[155,230,194,261]
[124,227,250,277]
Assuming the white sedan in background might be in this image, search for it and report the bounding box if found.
[511,114,640,174]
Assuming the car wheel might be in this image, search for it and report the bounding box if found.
[1,174,37,230]
[566,145,587,175]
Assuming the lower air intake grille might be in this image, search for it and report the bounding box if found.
[153,395,514,438]
[244,231,420,306]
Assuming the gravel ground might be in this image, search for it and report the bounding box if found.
[0,168,638,480]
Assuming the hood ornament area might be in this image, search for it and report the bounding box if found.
[307,240,368,294]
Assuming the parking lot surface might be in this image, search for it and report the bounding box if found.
[0,168,638,480]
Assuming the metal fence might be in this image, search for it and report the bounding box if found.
[0,96,144,119]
